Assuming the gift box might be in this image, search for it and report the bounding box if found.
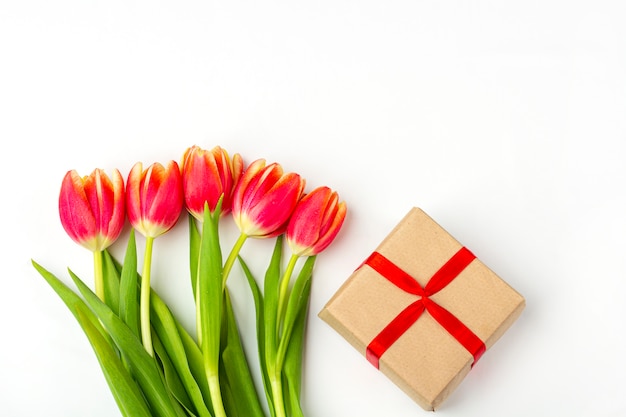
[319,207,525,411]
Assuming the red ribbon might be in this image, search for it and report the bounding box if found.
[364,247,486,369]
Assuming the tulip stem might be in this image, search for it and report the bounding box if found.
[140,236,155,356]
[277,254,299,329]
[222,232,248,290]
[93,250,105,302]
[207,366,228,417]
[269,371,287,417]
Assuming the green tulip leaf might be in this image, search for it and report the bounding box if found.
[105,248,124,272]
[68,268,183,417]
[220,289,266,417]
[238,255,274,416]
[276,256,315,368]
[75,305,154,417]
[31,260,152,417]
[119,229,140,338]
[188,214,201,298]
[282,277,311,417]
[151,291,212,417]
[197,202,231,417]
[263,236,284,364]
[174,320,212,405]
[198,204,223,357]
[32,261,106,340]
[102,249,121,314]
[152,333,196,416]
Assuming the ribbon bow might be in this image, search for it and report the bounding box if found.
[364,247,486,368]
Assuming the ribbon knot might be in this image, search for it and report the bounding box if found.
[363,247,486,369]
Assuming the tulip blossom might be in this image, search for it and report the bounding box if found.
[231,159,305,238]
[58,168,125,302]
[181,145,243,220]
[126,160,184,356]
[286,186,347,257]
[59,168,125,253]
[126,161,184,238]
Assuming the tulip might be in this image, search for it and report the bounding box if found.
[126,160,184,356]
[59,168,125,253]
[58,168,125,301]
[286,186,347,257]
[278,186,346,326]
[181,145,243,220]
[126,161,184,238]
[231,159,305,239]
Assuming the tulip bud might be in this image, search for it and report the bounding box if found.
[126,161,184,238]
[181,145,243,220]
[231,159,305,238]
[286,186,347,257]
[59,168,125,252]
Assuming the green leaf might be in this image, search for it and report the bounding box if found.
[239,255,274,417]
[276,256,316,368]
[119,229,140,338]
[188,214,201,298]
[282,277,312,417]
[198,202,229,417]
[263,236,284,366]
[75,305,154,417]
[68,268,183,417]
[153,332,196,416]
[31,260,152,417]
[174,320,212,410]
[220,288,266,417]
[217,365,238,417]
[31,260,110,342]
[105,248,124,272]
[151,291,213,417]
[102,249,121,314]
[198,204,223,358]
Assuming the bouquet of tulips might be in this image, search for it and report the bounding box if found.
[32,145,347,417]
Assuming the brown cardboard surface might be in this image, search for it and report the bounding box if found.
[319,207,525,411]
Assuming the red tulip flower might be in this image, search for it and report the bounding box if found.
[231,159,305,238]
[126,161,184,239]
[181,145,243,220]
[59,168,125,253]
[286,186,347,257]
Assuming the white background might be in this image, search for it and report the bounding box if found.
[2,1,625,416]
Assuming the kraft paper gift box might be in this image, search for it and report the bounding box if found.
[319,207,525,411]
